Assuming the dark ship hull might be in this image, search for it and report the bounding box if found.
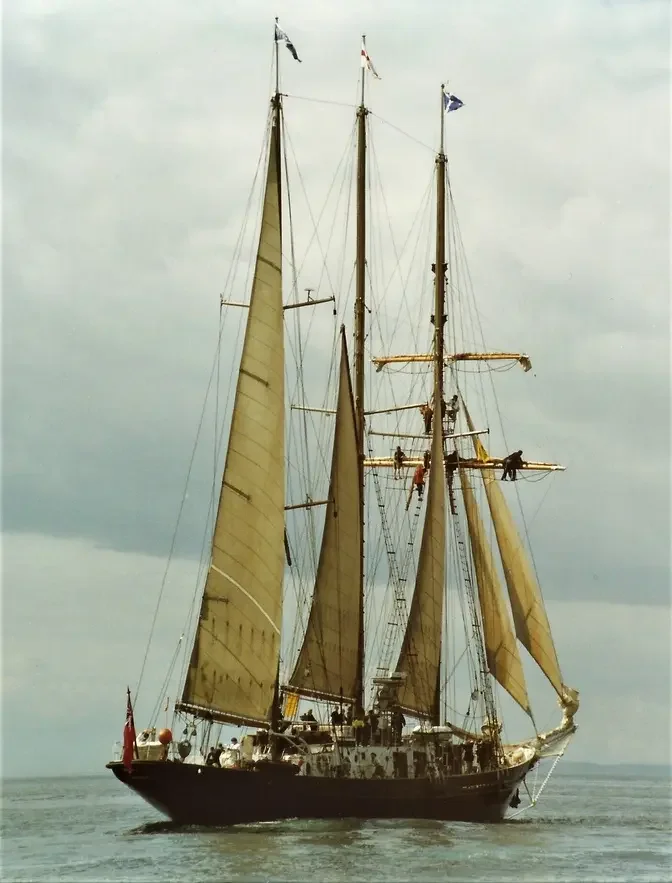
[107,758,533,826]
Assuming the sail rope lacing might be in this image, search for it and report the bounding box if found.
[447,501,497,731]
[280,113,358,688]
[134,114,271,706]
[443,167,563,687]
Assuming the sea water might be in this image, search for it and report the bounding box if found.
[2,765,670,882]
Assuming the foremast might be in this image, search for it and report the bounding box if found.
[176,27,286,731]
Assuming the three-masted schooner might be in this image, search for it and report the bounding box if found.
[107,24,579,825]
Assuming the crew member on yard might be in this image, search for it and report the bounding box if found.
[502,450,525,481]
[393,445,406,479]
[420,402,433,435]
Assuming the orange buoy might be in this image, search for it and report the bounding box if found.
[158,728,173,745]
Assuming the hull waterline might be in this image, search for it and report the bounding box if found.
[106,759,534,826]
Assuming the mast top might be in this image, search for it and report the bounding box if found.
[439,83,446,157]
[360,34,367,107]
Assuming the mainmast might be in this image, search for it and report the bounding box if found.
[353,36,368,713]
[434,86,447,407]
[430,86,448,726]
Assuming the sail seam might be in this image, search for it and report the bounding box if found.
[210,564,280,634]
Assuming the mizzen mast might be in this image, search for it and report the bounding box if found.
[352,36,370,714]
[434,85,447,411]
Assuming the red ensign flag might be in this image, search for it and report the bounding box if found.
[122,688,137,772]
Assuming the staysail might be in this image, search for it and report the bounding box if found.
[177,109,285,726]
[464,405,565,698]
[394,393,446,718]
[287,330,363,702]
[459,468,531,714]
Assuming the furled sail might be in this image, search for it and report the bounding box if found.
[395,394,446,718]
[463,405,565,698]
[287,331,363,702]
[459,468,531,714]
[178,111,285,727]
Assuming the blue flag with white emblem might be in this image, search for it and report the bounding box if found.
[443,93,464,113]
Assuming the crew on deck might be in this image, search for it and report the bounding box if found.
[352,709,366,745]
[391,707,405,744]
[300,709,319,731]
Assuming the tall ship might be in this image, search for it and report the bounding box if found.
[107,23,579,825]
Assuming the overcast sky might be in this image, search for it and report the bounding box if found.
[3,0,670,779]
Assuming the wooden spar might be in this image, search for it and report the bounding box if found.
[369,428,488,441]
[221,296,336,311]
[284,295,336,311]
[284,499,330,511]
[364,457,565,471]
[290,405,336,414]
[372,352,532,372]
[292,402,435,417]
[364,402,428,416]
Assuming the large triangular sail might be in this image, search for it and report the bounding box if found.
[287,331,363,702]
[463,405,565,698]
[177,109,285,727]
[459,468,531,714]
[394,392,446,717]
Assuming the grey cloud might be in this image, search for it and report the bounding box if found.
[3,0,669,613]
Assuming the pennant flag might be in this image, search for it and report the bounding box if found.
[361,40,381,79]
[444,92,464,113]
[275,20,302,63]
[122,688,137,773]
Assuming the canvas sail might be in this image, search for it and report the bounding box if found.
[287,331,362,702]
[463,406,565,698]
[395,392,446,718]
[178,113,285,726]
[459,468,531,714]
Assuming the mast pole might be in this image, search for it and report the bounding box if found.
[353,35,368,714]
[431,85,447,728]
[435,84,447,399]
[270,19,283,740]
[274,17,280,97]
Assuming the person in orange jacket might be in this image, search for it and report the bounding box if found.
[413,463,426,501]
